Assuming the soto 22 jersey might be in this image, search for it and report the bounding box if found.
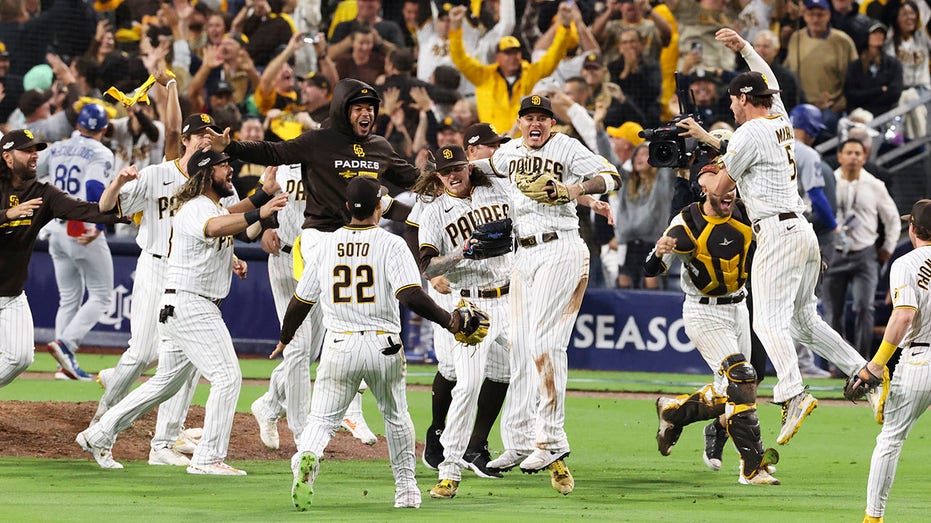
[116,159,238,257]
[294,225,423,333]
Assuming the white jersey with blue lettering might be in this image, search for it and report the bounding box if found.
[476,132,618,238]
[46,131,114,202]
[294,225,422,333]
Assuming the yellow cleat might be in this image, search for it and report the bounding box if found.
[863,512,883,523]
[867,366,890,424]
[548,459,574,495]
[429,479,459,499]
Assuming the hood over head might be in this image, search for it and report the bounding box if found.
[329,78,381,138]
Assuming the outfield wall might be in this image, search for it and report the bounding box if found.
[25,238,709,375]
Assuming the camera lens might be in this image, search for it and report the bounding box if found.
[649,141,679,168]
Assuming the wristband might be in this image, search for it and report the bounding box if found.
[872,340,898,367]
[249,190,273,208]
[244,209,261,225]
[165,79,177,89]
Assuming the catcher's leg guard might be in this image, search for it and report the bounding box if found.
[720,353,778,479]
[656,384,727,456]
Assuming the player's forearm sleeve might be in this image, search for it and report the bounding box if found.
[397,286,452,330]
[807,187,837,230]
[642,250,665,277]
[279,295,314,344]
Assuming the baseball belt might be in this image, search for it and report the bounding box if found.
[518,231,559,248]
[752,212,798,234]
[164,288,222,307]
[698,292,746,305]
[281,244,292,254]
[460,284,509,299]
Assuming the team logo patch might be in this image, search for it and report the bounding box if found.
[182,124,190,133]
[740,86,753,94]
[2,141,13,150]
[442,148,454,160]
[9,195,19,207]
[361,88,369,94]
[88,117,98,128]
[198,157,211,167]
[468,135,479,144]
[531,95,541,105]
[200,114,211,123]
[23,130,34,140]
[760,74,769,86]
[353,144,365,157]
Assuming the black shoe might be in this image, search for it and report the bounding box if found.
[422,426,444,470]
[464,446,503,479]
[702,421,728,471]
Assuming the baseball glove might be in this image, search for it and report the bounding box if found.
[449,299,490,345]
[514,170,570,205]
[843,364,884,401]
[463,218,512,259]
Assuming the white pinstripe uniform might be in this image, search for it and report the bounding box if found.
[45,132,115,357]
[654,209,752,392]
[93,159,238,449]
[721,47,865,404]
[476,132,618,455]
[0,294,33,387]
[865,245,931,518]
[84,194,244,469]
[250,164,322,443]
[294,224,421,496]
[417,177,512,482]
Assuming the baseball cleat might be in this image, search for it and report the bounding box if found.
[429,479,459,499]
[251,398,280,450]
[394,487,422,508]
[148,446,191,466]
[96,367,114,390]
[519,449,570,473]
[48,340,92,381]
[548,459,574,495]
[702,420,728,471]
[866,366,890,424]
[174,427,202,454]
[862,512,884,523]
[421,426,444,470]
[186,462,247,476]
[341,416,377,446]
[487,449,529,471]
[776,392,818,445]
[76,431,123,470]
[655,397,683,456]
[291,452,319,511]
[464,446,503,479]
[738,468,781,485]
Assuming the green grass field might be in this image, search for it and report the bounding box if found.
[1,353,928,522]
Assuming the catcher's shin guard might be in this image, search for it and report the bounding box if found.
[720,353,778,478]
[659,384,727,428]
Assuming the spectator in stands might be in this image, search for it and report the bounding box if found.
[688,70,730,126]
[187,33,261,113]
[448,4,569,135]
[0,0,97,77]
[785,0,859,134]
[823,139,900,359]
[109,103,165,174]
[231,117,266,198]
[831,0,874,51]
[254,32,307,142]
[750,29,807,110]
[412,2,454,85]
[0,40,23,123]
[242,0,296,68]
[380,47,431,111]
[845,22,904,118]
[592,0,671,64]
[448,98,479,130]
[86,20,118,66]
[614,143,674,289]
[328,0,405,59]
[297,72,331,125]
[579,53,645,127]
[606,121,644,171]
[463,0,516,67]
[529,2,601,94]
[885,0,930,139]
[334,25,386,87]
[435,116,463,148]
[607,28,662,126]
[668,0,736,74]
[400,0,424,49]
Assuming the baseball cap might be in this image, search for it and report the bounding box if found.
[187,149,231,174]
[225,32,249,48]
[0,129,47,152]
[182,113,222,135]
[464,123,510,147]
[345,175,381,217]
[606,121,645,146]
[518,94,554,118]
[213,80,234,96]
[869,21,888,35]
[804,0,830,9]
[498,35,522,53]
[434,145,469,172]
[17,89,51,117]
[437,116,461,133]
[789,103,826,137]
[690,68,719,85]
[23,64,53,92]
[346,85,380,107]
[902,199,931,229]
[582,51,603,70]
[727,71,781,97]
[300,71,330,92]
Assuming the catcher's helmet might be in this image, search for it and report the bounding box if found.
[789,104,825,138]
[77,103,109,132]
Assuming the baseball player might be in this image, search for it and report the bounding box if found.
[648,161,779,485]
[471,95,620,482]
[249,164,378,448]
[41,103,115,381]
[77,149,288,474]
[93,112,249,466]
[0,130,123,387]
[702,28,872,445]
[277,176,488,510]
[859,200,931,523]
[413,144,513,499]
